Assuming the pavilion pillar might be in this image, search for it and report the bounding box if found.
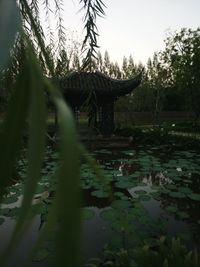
[99,101,114,136]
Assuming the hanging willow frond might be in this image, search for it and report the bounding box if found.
[80,0,106,71]
[54,0,66,53]
[43,0,55,48]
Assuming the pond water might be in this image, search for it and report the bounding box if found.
[0,143,200,266]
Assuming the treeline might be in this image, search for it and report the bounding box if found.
[1,28,200,122]
[53,27,200,122]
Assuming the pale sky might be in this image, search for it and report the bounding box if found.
[44,0,200,65]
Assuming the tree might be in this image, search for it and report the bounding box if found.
[162,28,200,122]
[147,53,167,122]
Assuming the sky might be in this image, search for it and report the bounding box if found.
[45,0,200,65]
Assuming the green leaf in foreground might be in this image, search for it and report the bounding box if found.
[0,45,46,266]
[0,0,20,68]
[0,63,30,198]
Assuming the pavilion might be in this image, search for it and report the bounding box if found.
[59,71,142,136]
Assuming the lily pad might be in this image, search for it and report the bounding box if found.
[8,207,20,217]
[165,205,177,213]
[188,193,200,201]
[33,248,49,262]
[169,191,185,199]
[165,184,177,190]
[100,209,115,221]
[138,194,151,201]
[3,196,18,204]
[178,187,193,194]
[91,190,109,198]
[134,190,147,195]
[82,209,95,220]
[177,211,190,219]
[115,180,134,189]
[111,199,131,210]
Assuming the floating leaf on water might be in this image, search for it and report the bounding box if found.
[91,190,109,198]
[134,190,147,195]
[169,191,185,199]
[150,191,161,199]
[100,209,115,222]
[177,211,190,219]
[111,199,131,210]
[0,208,10,216]
[82,208,95,220]
[3,196,18,204]
[0,217,5,225]
[33,248,49,262]
[160,188,170,195]
[138,194,151,202]
[188,193,200,201]
[165,184,177,190]
[114,192,128,200]
[178,187,193,195]
[8,207,20,218]
[165,205,177,213]
[115,180,134,189]
[171,176,182,181]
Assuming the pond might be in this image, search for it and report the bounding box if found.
[0,142,200,266]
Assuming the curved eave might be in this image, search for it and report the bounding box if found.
[59,71,142,97]
[111,73,142,97]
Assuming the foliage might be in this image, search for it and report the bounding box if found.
[161,28,200,121]
[90,237,199,267]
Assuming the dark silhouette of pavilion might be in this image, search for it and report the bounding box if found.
[59,71,141,136]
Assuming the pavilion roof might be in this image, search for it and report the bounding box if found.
[59,71,142,97]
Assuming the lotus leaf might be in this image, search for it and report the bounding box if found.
[165,205,177,213]
[134,190,147,195]
[178,187,193,194]
[150,191,161,199]
[91,190,109,198]
[177,211,190,219]
[138,194,151,201]
[100,209,115,221]
[114,192,127,199]
[165,184,177,190]
[8,207,20,217]
[188,193,200,201]
[169,191,185,199]
[82,208,95,220]
[115,180,134,189]
[0,208,10,216]
[33,248,49,262]
[111,199,131,210]
[160,188,170,195]
[3,196,18,204]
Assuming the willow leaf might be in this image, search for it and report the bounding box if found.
[0,63,29,198]
[53,92,81,267]
[0,46,46,265]
[0,0,20,68]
